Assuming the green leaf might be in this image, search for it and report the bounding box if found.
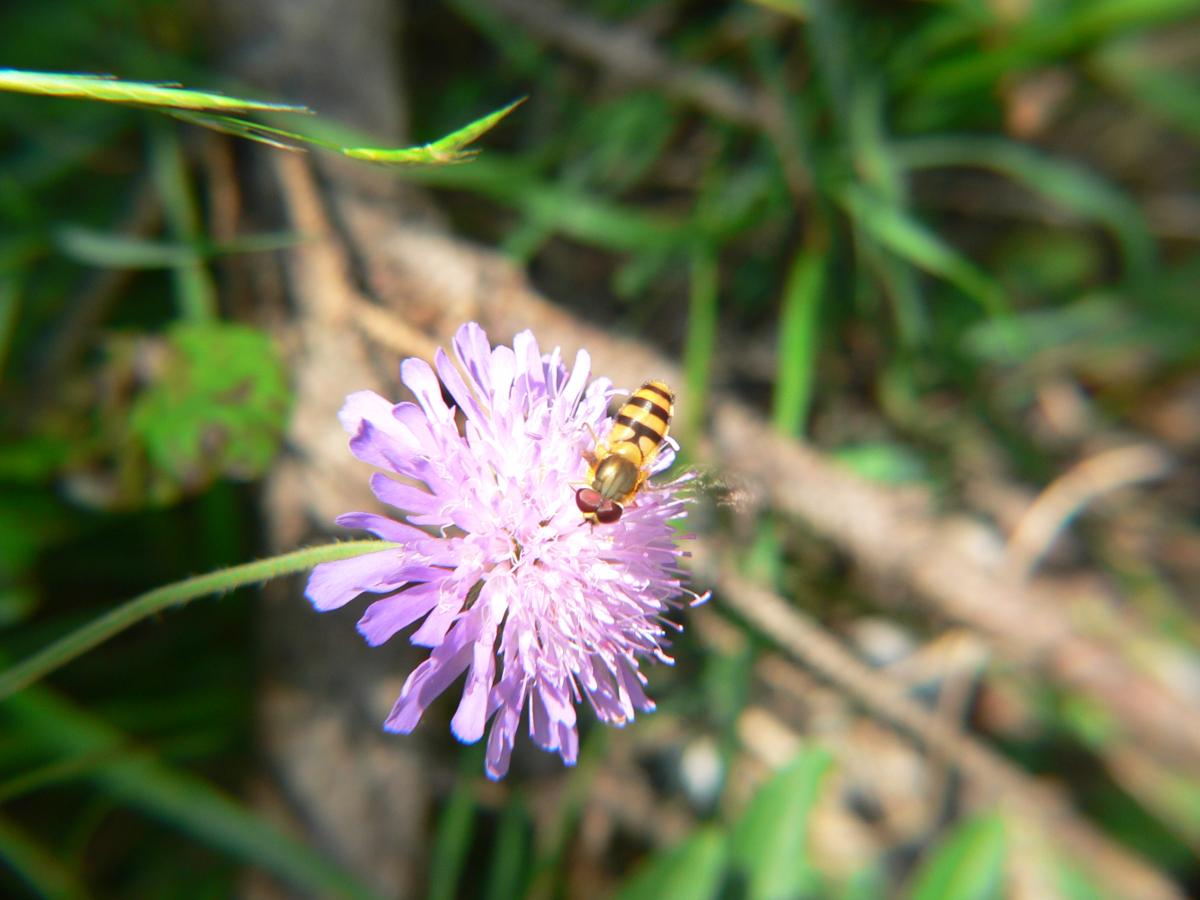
[615,827,728,900]
[729,747,834,900]
[906,813,1007,900]
[833,441,929,485]
[128,322,291,496]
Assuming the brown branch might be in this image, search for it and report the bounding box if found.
[705,401,1200,775]
[707,558,1180,900]
[1006,443,1174,579]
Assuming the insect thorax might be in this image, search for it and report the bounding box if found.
[594,452,640,501]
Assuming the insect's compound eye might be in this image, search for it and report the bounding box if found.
[575,487,602,514]
[595,500,623,524]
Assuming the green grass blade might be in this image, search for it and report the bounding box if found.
[682,245,720,445]
[168,110,310,151]
[526,729,608,897]
[191,107,690,251]
[912,0,1200,96]
[773,242,827,437]
[150,122,217,321]
[849,78,905,203]
[805,0,856,127]
[202,100,522,165]
[56,227,198,268]
[0,277,19,385]
[55,226,306,268]
[860,238,927,345]
[484,794,531,900]
[746,0,809,17]
[405,156,690,252]
[891,136,1155,288]
[840,184,1010,319]
[1092,41,1200,142]
[615,827,728,900]
[906,813,1007,900]
[0,749,129,803]
[729,747,833,900]
[0,69,309,113]
[447,0,548,74]
[178,100,527,166]
[1065,0,1200,35]
[4,687,381,900]
[0,70,519,166]
[0,813,91,900]
[428,748,482,900]
[0,541,398,701]
[344,97,525,164]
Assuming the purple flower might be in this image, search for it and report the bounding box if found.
[306,322,702,779]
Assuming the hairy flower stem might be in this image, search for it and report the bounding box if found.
[0,540,397,700]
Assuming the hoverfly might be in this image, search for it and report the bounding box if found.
[575,380,675,524]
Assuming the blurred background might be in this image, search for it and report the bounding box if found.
[2,0,1199,897]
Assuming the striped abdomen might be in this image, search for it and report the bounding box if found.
[608,380,674,466]
[587,380,674,505]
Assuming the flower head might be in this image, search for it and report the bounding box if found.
[306,322,700,779]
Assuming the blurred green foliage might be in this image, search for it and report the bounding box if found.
[128,322,290,500]
[906,813,1007,900]
[2,0,1199,896]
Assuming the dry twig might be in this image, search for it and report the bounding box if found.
[709,558,1180,900]
[1006,443,1174,579]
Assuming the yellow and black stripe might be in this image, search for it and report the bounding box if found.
[578,380,676,521]
[609,380,674,464]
